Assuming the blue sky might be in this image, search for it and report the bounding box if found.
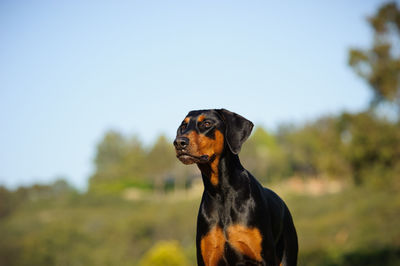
[0,0,384,189]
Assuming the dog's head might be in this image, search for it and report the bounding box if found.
[173,109,253,165]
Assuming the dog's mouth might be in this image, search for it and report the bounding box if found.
[176,152,210,165]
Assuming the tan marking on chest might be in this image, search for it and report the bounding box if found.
[227,224,263,261]
[200,224,263,264]
[201,226,226,266]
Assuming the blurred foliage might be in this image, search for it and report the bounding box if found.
[89,131,150,194]
[241,127,290,182]
[349,2,400,113]
[339,112,400,185]
[139,241,188,266]
[0,181,399,266]
[277,116,350,181]
[243,111,400,186]
[87,111,400,192]
[89,133,181,195]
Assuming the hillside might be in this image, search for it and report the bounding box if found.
[1,180,399,266]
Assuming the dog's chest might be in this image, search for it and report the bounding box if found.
[200,195,262,265]
[200,223,263,265]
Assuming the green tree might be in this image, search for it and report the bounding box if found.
[146,135,177,193]
[0,186,14,218]
[338,112,400,185]
[94,130,128,175]
[349,2,400,114]
[89,130,149,194]
[278,117,351,181]
[241,127,290,182]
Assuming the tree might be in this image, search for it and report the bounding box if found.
[349,2,400,115]
[88,130,149,194]
[278,117,351,181]
[338,112,400,185]
[241,127,290,182]
[0,186,14,218]
[146,135,177,193]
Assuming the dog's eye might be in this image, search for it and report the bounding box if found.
[203,121,212,128]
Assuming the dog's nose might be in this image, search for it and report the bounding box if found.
[174,137,189,149]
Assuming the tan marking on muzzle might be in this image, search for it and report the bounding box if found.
[186,130,224,186]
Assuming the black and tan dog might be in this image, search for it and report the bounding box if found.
[173,109,298,266]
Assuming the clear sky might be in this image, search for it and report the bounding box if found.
[0,0,385,190]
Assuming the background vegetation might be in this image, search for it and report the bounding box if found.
[1,2,400,265]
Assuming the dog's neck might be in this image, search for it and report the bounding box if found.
[197,150,247,195]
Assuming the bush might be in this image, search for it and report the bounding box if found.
[139,240,188,266]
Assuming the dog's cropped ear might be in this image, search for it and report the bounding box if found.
[217,109,254,154]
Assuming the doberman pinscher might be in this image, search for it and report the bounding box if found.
[173,109,298,266]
